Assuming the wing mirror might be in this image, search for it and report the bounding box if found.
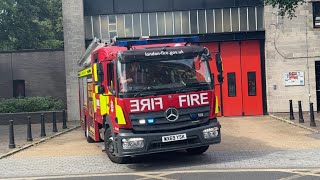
[96,62,105,94]
[200,47,212,61]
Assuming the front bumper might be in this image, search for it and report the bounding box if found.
[114,120,221,157]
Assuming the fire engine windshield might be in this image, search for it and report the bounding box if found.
[117,56,212,97]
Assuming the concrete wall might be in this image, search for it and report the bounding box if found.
[265,1,320,112]
[0,50,66,102]
[0,53,13,98]
[62,0,85,121]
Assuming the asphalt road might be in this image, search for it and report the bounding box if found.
[5,169,320,180]
[1,116,320,179]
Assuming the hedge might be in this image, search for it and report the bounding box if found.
[0,97,64,113]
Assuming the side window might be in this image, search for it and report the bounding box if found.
[107,62,114,90]
[248,72,257,96]
[227,73,236,97]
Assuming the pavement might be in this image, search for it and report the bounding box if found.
[0,121,80,156]
[271,112,320,132]
[0,116,320,179]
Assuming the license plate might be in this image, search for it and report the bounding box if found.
[162,133,187,143]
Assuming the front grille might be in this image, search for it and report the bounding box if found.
[130,106,210,132]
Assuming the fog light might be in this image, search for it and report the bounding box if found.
[122,138,144,149]
[203,127,219,139]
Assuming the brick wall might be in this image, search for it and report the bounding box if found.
[62,0,85,121]
[265,1,320,112]
[0,50,66,102]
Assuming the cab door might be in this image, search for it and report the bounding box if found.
[201,42,222,116]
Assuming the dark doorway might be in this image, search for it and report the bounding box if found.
[13,80,25,98]
[315,61,320,111]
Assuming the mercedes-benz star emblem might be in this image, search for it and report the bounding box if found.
[165,108,179,122]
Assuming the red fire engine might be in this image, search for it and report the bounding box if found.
[78,36,223,163]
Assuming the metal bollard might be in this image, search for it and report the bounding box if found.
[298,101,304,123]
[289,100,295,120]
[310,103,317,127]
[9,120,16,149]
[52,112,58,133]
[62,109,67,129]
[40,114,46,137]
[27,116,33,141]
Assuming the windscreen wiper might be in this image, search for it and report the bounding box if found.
[133,84,162,97]
[176,82,210,93]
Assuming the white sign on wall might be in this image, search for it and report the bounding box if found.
[284,71,305,86]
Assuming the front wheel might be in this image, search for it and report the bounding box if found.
[104,128,130,164]
[186,146,209,155]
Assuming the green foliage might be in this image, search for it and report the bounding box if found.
[0,96,64,113]
[265,0,306,19]
[0,0,63,51]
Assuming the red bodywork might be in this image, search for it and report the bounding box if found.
[80,43,218,142]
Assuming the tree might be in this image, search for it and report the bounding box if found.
[265,0,306,19]
[0,0,63,51]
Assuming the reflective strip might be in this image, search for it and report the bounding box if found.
[89,127,95,135]
[93,94,97,113]
[116,105,126,124]
[95,86,99,94]
[215,96,220,114]
[115,98,126,125]
[100,94,109,115]
[93,63,98,82]
[78,67,92,77]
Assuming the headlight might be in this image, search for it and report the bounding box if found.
[122,138,144,149]
[203,127,219,139]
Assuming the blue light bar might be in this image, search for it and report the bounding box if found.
[116,36,200,47]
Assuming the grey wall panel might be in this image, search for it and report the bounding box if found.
[0,53,13,98]
[83,0,263,16]
[173,0,204,11]
[144,0,173,12]
[114,0,143,14]
[84,0,114,16]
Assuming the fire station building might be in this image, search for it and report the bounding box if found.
[62,0,320,120]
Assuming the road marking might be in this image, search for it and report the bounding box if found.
[136,172,175,180]
[278,169,320,180]
[278,174,303,180]
[2,168,320,180]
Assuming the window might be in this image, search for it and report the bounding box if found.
[313,2,320,28]
[227,73,236,97]
[107,63,114,90]
[248,72,257,96]
[13,80,25,98]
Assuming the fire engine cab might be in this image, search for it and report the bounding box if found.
[77,36,223,163]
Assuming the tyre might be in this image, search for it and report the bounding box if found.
[85,120,95,143]
[104,128,130,164]
[186,146,209,155]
